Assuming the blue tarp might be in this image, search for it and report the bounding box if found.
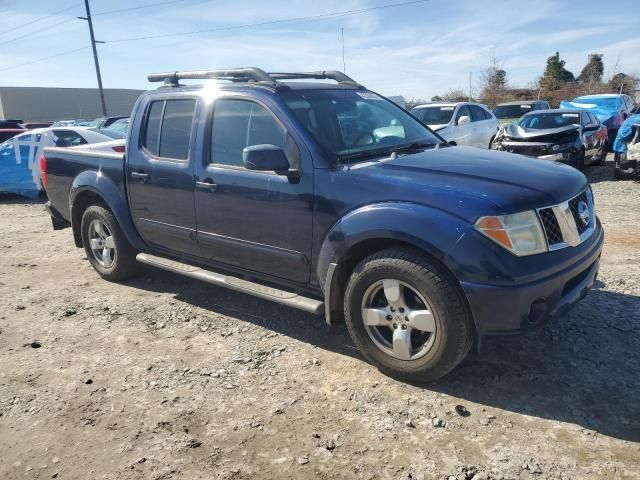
[0,132,42,198]
[559,95,621,125]
[613,114,640,154]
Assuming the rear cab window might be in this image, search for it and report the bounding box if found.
[143,98,196,161]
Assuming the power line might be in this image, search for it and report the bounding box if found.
[93,0,190,16]
[0,46,90,73]
[0,17,76,48]
[104,0,431,43]
[0,3,81,37]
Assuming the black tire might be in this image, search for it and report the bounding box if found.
[595,141,607,166]
[489,136,496,149]
[344,247,474,383]
[80,204,138,281]
[575,149,586,170]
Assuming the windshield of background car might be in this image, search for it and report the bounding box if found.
[411,106,455,125]
[281,89,441,162]
[493,104,532,119]
[518,112,580,129]
[89,127,125,140]
[572,96,618,110]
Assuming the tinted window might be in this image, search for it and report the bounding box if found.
[469,105,486,122]
[159,99,196,160]
[455,106,471,123]
[143,101,163,156]
[411,106,455,125]
[211,99,286,167]
[52,130,87,147]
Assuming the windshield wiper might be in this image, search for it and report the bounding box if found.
[337,147,393,164]
[392,141,438,153]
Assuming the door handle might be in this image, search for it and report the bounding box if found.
[195,179,217,191]
[131,171,149,179]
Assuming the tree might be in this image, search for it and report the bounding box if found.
[609,72,639,96]
[479,59,509,107]
[579,54,604,85]
[430,95,443,102]
[539,52,575,91]
[442,89,469,102]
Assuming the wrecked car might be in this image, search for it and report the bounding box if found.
[613,114,640,180]
[560,94,634,145]
[492,109,608,170]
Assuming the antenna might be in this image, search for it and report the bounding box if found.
[341,27,346,73]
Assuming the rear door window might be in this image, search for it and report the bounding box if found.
[52,130,87,147]
[143,99,196,161]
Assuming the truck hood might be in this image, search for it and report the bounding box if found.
[346,146,587,220]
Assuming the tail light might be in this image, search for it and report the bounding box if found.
[112,145,125,153]
[39,154,48,188]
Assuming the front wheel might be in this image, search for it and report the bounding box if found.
[344,247,474,383]
[595,141,608,166]
[81,204,139,281]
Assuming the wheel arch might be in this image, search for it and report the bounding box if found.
[69,171,145,250]
[317,203,471,326]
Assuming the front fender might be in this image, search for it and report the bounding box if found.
[70,170,146,250]
[316,202,471,288]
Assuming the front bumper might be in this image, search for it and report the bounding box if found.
[454,222,604,335]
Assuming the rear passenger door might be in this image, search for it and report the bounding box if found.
[127,96,199,255]
[193,96,313,283]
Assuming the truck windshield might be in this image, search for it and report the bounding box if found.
[281,89,441,162]
[411,105,455,125]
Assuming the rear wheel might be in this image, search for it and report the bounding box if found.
[344,247,474,383]
[81,205,138,281]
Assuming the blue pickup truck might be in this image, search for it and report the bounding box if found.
[42,68,603,382]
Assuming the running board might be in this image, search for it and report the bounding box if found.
[136,253,324,315]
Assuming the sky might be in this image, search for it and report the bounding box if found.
[0,0,639,100]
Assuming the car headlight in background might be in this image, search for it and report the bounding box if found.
[475,211,548,256]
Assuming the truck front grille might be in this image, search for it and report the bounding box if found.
[537,188,595,250]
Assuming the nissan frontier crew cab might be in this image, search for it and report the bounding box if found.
[41,68,603,382]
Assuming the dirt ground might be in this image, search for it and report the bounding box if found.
[1,158,639,480]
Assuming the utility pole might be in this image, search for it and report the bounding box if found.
[469,71,472,101]
[341,27,346,73]
[79,0,107,116]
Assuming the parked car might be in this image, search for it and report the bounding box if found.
[42,68,603,382]
[89,116,128,128]
[106,117,130,135]
[0,128,26,143]
[22,121,53,129]
[0,127,120,198]
[493,100,550,126]
[492,109,608,170]
[612,114,640,180]
[560,94,634,145]
[411,102,499,148]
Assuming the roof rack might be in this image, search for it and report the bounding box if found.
[147,67,363,89]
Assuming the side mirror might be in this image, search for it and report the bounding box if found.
[242,144,290,173]
[447,140,457,147]
[457,115,470,126]
[584,123,599,132]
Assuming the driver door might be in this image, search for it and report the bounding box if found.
[452,105,473,146]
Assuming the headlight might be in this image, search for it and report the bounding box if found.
[475,210,548,256]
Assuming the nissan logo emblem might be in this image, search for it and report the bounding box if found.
[577,201,590,226]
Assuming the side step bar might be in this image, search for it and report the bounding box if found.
[136,253,324,315]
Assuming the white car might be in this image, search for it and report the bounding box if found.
[411,102,499,148]
[0,127,124,197]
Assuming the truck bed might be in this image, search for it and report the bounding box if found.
[43,147,125,222]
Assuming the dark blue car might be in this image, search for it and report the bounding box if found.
[41,68,603,382]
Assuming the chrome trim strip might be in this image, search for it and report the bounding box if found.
[537,187,595,251]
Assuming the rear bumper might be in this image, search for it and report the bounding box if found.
[44,201,70,230]
[458,223,604,335]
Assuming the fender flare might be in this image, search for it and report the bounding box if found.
[69,170,146,250]
[316,202,470,324]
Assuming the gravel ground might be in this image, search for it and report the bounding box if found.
[1,158,639,480]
